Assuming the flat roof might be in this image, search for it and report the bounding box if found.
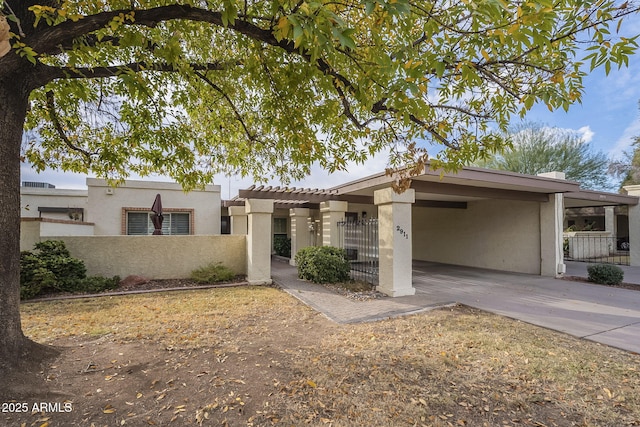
[232,166,638,206]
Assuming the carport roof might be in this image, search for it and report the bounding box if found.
[564,189,639,208]
[225,166,639,208]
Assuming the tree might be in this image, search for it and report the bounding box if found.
[0,0,638,383]
[478,123,613,190]
[609,105,640,190]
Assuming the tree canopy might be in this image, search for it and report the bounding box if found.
[5,0,639,189]
[1,0,639,377]
[478,123,613,190]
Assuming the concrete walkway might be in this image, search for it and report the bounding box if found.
[272,260,640,354]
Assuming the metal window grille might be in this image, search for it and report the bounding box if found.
[127,212,190,235]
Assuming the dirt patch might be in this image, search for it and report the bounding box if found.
[6,286,640,427]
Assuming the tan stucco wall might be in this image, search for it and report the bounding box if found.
[20,220,41,251]
[412,199,541,274]
[20,219,95,251]
[51,235,246,279]
[87,179,221,235]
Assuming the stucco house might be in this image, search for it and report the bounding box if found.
[21,178,221,249]
[19,167,640,297]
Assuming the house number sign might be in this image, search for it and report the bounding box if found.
[396,225,409,239]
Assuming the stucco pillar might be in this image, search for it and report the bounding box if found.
[289,208,310,266]
[605,206,615,234]
[374,188,415,297]
[540,193,565,277]
[623,185,640,266]
[229,206,248,235]
[320,201,348,247]
[246,199,274,284]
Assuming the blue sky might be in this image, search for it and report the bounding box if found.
[21,14,640,198]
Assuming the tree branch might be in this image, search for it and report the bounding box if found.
[43,60,229,81]
[45,90,98,162]
[193,70,259,143]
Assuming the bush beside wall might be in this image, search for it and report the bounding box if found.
[295,246,350,284]
[20,240,119,299]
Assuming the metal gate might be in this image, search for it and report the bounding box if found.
[564,233,630,266]
[337,218,379,285]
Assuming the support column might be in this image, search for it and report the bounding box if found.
[246,199,274,284]
[320,201,348,247]
[289,208,310,266]
[229,206,248,235]
[605,206,615,235]
[374,188,415,297]
[623,185,640,266]
[540,193,565,277]
[538,172,566,277]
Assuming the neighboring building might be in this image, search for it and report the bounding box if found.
[20,178,221,250]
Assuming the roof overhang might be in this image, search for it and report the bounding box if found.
[228,166,638,208]
[564,190,639,208]
[330,166,580,203]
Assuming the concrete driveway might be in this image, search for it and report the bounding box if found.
[412,261,640,353]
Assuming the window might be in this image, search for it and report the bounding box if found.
[273,217,287,236]
[345,212,358,223]
[221,216,231,234]
[126,212,191,235]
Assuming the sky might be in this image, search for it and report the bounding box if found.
[20,14,640,199]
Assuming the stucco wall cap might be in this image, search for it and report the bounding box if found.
[374,188,415,205]
[228,206,248,216]
[245,198,274,214]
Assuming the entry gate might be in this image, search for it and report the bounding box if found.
[337,218,379,285]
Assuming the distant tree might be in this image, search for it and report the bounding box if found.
[478,123,613,190]
[609,131,640,190]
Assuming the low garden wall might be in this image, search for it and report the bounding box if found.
[564,231,614,260]
[48,235,247,279]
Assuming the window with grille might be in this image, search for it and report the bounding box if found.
[126,212,191,235]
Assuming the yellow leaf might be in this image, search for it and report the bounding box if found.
[481,49,491,62]
[306,380,317,388]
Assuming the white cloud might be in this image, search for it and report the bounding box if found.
[577,126,595,143]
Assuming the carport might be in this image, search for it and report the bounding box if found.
[231,166,586,297]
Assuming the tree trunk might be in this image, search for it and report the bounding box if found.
[0,76,59,386]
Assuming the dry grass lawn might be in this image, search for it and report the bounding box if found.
[8,286,640,427]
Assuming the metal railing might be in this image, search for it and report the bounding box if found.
[337,218,379,285]
[563,233,630,266]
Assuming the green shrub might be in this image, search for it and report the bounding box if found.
[29,240,86,291]
[80,276,121,293]
[295,246,350,284]
[273,235,291,258]
[20,240,116,299]
[190,263,236,284]
[587,263,624,286]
